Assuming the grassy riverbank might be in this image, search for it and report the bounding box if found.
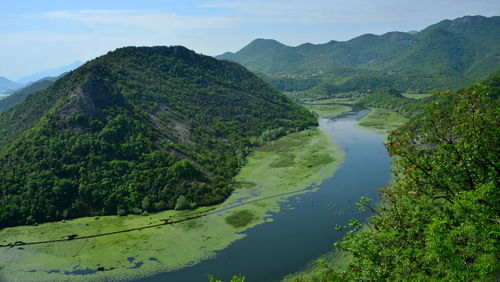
[0,126,343,281]
[283,250,352,282]
[358,108,408,133]
[283,109,408,282]
[303,104,352,118]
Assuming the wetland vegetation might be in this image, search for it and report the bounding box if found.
[0,9,498,282]
[0,126,342,281]
[302,104,352,119]
[358,108,408,133]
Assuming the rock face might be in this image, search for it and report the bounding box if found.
[0,46,317,228]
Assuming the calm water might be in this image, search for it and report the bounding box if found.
[143,109,392,282]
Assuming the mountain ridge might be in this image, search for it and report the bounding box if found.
[0,45,317,227]
[0,76,22,92]
[16,60,84,85]
[217,15,500,97]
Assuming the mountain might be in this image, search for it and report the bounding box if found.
[0,76,22,91]
[0,77,57,113]
[16,60,84,85]
[217,15,500,98]
[0,46,316,228]
[218,39,292,73]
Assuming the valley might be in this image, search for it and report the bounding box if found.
[0,103,398,281]
[0,8,498,281]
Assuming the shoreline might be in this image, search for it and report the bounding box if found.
[0,122,344,281]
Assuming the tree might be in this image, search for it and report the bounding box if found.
[174,195,191,210]
[333,80,499,280]
[171,160,203,180]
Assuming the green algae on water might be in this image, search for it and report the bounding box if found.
[0,127,344,281]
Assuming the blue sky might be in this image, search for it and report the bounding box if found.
[1,0,499,80]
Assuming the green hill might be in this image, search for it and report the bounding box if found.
[0,77,56,113]
[0,46,316,228]
[217,15,500,98]
[355,89,428,118]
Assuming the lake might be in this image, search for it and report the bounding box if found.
[143,109,392,281]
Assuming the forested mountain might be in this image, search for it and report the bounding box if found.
[217,15,500,98]
[0,77,56,113]
[0,46,316,228]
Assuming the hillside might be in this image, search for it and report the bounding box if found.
[0,77,56,113]
[217,15,500,98]
[0,46,317,228]
[355,89,429,118]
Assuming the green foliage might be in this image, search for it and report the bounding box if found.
[174,195,196,210]
[0,46,317,228]
[171,160,203,180]
[355,89,428,117]
[357,108,408,133]
[330,76,500,280]
[218,16,500,99]
[283,250,352,282]
[207,273,246,282]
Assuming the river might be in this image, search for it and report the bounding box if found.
[142,109,392,281]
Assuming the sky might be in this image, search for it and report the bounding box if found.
[1,0,499,80]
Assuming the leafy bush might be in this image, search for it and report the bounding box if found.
[332,74,500,280]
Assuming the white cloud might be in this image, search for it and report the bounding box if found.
[199,0,347,24]
[2,1,500,78]
[44,10,241,31]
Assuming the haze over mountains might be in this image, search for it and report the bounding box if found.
[0,76,22,92]
[0,46,316,227]
[218,15,500,97]
[16,60,84,85]
[0,61,83,95]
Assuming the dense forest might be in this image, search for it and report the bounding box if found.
[0,46,317,228]
[316,72,500,280]
[218,15,500,99]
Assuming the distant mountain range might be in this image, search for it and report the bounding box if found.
[0,76,22,92]
[0,61,83,93]
[217,15,500,98]
[16,60,84,85]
